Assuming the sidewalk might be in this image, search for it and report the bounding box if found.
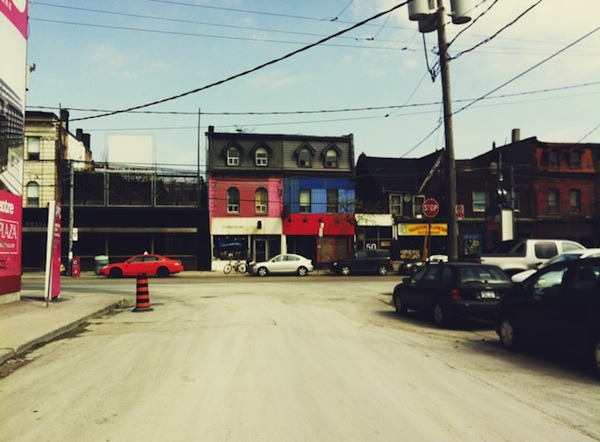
[0,271,138,366]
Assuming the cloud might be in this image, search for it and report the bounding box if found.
[246,70,308,90]
[87,44,168,80]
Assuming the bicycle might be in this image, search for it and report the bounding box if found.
[223,258,247,274]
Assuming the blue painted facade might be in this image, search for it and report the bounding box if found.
[284,177,355,214]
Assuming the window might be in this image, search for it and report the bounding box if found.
[390,194,402,215]
[324,150,338,168]
[534,242,558,259]
[327,190,338,213]
[27,137,41,161]
[26,181,40,207]
[255,187,268,214]
[548,189,559,214]
[570,189,581,213]
[569,151,581,169]
[255,147,268,167]
[549,151,559,168]
[472,191,487,212]
[227,187,240,213]
[413,195,425,217]
[299,190,311,213]
[298,148,312,168]
[227,147,240,166]
[531,264,568,297]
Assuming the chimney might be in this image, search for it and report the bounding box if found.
[81,133,91,150]
[76,128,83,140]
[60,109,69,131]
[208,125,214,133]
[511,128,520,143]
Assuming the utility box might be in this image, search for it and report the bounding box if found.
[71,257,81,278]
[94,255,109,274]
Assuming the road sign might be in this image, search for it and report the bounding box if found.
[455,204,465,220]
[422,198,440,218]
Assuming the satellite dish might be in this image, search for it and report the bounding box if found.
[404,194,412,202]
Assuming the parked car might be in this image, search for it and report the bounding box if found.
[511,248,600,283]
[496,258,600,377]
[398,254,448,275]
[330,249,393,276]
[392,262,513,326]
[99,253,184,278]
[248,254,313,276]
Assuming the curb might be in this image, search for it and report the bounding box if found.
[0,298,129,366]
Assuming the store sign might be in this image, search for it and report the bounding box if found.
[0,191,22,295]
[398,223,448,236]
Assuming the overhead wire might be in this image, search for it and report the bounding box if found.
[70,1,410,122]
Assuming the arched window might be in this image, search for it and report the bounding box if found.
[26,181,40,207]
[255,188,268,213]
[324,149,338,168]
[298,148,312,167]
[227,187,240,213]
[227,147,240,166]
[548,151,559,168]
[569,151,581,169]
[255,147,268,167]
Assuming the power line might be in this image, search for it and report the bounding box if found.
[70,1,410,122]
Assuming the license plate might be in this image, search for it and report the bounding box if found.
[480,290,496,299]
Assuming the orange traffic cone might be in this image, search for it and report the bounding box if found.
[133,274,153,312]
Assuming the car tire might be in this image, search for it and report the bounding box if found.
[591,336,600,378]
[432,301,450,327]
[297,266,308,276]
[393,295,407,314]
[157,267,170,277]
[340,265,351,276]
[498,317,519,351]
[109,268,123,278]
[377,265,389,276]
[257,267,269,277]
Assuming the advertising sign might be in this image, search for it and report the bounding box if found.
[398,223,448,236]
[44,202,61,301]
[0,191,22,294]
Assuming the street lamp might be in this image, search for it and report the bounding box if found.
[407,0,472,261]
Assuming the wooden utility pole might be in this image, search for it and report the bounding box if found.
[436,0,459,261]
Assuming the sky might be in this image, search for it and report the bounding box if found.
[24,0,600,174]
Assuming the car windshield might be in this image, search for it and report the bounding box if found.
[459,266,510,283]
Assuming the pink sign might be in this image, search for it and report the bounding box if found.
[0,0,28,39]
[51,202,62,298]
[0,190,22,295]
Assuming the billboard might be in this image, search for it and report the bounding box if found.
[1,0,28,188]
[0,191,22,294]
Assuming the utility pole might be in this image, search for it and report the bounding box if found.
[68,160,74,274]
[435,0,459,261]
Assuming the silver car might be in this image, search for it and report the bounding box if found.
[249,254,314,277]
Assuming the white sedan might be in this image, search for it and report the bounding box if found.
[511,248,600,283]
[248,254,314,277]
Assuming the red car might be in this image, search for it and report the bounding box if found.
[99,254,184,278]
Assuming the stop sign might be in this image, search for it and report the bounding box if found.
[422,198,440,218]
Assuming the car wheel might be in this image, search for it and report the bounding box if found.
[393,295,407,314]
[257,267,269,277]
[157,267,170,277]
[498,317,519,350]
[377,265,388,276]
[109,268,123,278]
[297,266,308,276]
[432,301,450,327]
[591,336,600,378]
[340,265,351,276]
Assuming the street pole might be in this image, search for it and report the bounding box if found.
[436,0,459,261]
[68,159,74,274]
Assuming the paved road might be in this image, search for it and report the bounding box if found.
[1,276,598,441]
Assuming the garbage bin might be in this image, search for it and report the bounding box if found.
[72,256,81,277]
[94,255,109,275]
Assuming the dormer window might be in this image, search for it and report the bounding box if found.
[298,148,312,167]
[325,150,338,168]
[548,150,559,168]
[227,147,240,166]
[255,147,268,167]
[569,151,581,169]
